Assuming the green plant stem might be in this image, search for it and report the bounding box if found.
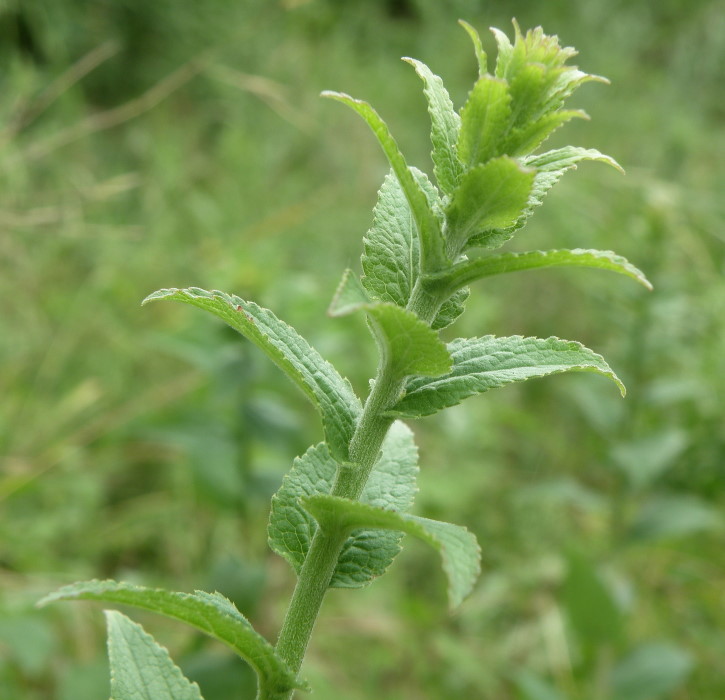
[273,286,446,697]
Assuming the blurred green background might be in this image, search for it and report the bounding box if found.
[1,0,723,698]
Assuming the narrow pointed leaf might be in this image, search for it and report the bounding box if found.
[504,109,588,156]
[143,287,361,461]
[39,580,305,695]
[403,58,463,195]
[434,249,652,295]
[105,610,205,700]
[458,20,487,75]
[524,146,623,174]
[322,91,447,271]
[446,156,535,253]
[302,495,481,609]
[457,75,511,167]
[268,422,419,587]
[388,335,625,418]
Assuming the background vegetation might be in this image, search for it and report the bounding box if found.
[1,0,723,698]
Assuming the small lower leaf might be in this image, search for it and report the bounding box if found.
[302,495,481,609]
[105,610,204,700]
[39,581,305,696]
[268,422,419,588]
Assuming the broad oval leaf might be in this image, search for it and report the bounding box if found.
[105,610,205,700]
[388,335,625,418]
[403,57,463,195]
[268,422,419,588]
[39,580,305,696]
[434,248,652,295]
[446,156,535,254]
[143,287,361,461]
[302,494,481,609]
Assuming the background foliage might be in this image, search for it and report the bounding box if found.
[1,0,723,698]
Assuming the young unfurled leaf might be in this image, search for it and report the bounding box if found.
[458,20,487,76]
[431,248,652,296]
[465,147,623,248]
[457,76,511,168]
[39,580,305,696]
[446,156,535,254]
[143,287,361,461]
[403,58,463,195]
[322,91,448,272]
[105,610,205,700]
[431,286,469,330]
[330,271,451,379]
[268,422,419,587]
[504,108,588,157]
[388,335,625,418]
[302,495,481,609]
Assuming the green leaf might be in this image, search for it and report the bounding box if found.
[39,580,305,696]
[268,422,419,587]
[143,287,361,461]
[302,495,481,609]
[504,109,588,157]
[389,335,625,418]
[322,91,448,271]
[431,287,469,331]
[367,303,451,379]
[609,643,693,700]
[403,58,462,195]
[330,272,451,380]
[105,610,205,700]
[360,167,441,309]
[611,430,687,489]
[465,148,624,249]
[446,156,535,254]
[432,248,652,295]
[524,146,623,174]
[458,20,487,75]
[457,75,511,168]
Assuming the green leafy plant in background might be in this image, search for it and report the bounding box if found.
[38,20,650,699]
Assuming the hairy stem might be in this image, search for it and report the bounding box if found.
[272,286,446,696]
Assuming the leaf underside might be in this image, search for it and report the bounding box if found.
[39,580,305,695]
[143,287,361,462]
[105,610,205,700]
